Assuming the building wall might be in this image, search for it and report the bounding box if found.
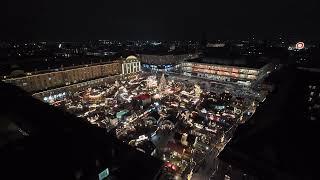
[32,75,120,101]
[4,61,122,92]
[122,59,141,75]
[181,62,271,84]
[139,54,199,65]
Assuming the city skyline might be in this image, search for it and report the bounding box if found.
[0,38,319,179]
[0,1,319,179]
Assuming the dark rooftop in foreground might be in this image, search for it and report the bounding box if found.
[0,82,162,180]
[219,66,320,180]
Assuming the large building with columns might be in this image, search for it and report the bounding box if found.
[3,55,142,93]
[122,55,141,75]
[3,61,122,93]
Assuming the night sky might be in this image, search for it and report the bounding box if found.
[0,0,319,40]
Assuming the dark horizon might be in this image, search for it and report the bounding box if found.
[0,0,319,40]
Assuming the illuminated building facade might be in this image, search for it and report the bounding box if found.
[4,55,142,93]
[139,54,199,72]
[4,61,122,92]
[122,55,141,75]
[181,61,273,86]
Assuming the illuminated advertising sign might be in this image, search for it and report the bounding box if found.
[99,168,109,180]
[296,42,305,50]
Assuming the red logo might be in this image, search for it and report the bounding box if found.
[296,42,305,49]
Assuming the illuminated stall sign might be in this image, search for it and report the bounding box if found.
[98,168,109,180]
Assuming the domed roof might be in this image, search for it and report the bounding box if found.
[126,55,138,60]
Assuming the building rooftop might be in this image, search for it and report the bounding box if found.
[0,82,162,180]
[139,49,195,56]
[219,67,319,179]
[134,94,151,100]
[0,56,120,78]
[186,57,269,69]
[125,55,138,61]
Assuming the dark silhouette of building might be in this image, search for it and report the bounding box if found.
[0,82,162,180]
[219,66,319,180]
